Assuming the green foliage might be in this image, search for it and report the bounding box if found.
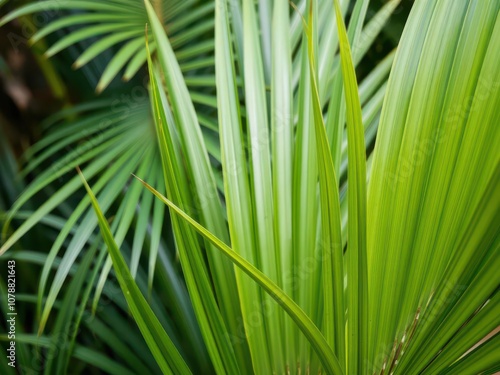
[0,0,498,374]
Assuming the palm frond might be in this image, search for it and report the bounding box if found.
[3,0,497,374]
[0,0,215,93]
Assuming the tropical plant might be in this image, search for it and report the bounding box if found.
[0,0,498,374]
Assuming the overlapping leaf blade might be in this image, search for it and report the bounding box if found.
[78,170,191,375]
[135,177,344,375]
[366,0,500,373]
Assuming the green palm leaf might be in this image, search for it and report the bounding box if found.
[367,0,500,372]
[79,168,192,375]
[0,0,216,92]
[3,0,497,374]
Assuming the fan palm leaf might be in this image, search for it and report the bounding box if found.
[6,0,496,374]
